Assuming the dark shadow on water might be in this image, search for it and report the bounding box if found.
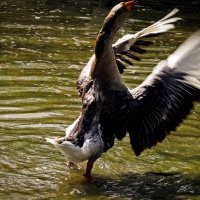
[68,172,200,199]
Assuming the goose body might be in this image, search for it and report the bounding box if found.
[46,0,200,178]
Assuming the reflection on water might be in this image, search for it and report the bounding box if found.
[0,0,200,199]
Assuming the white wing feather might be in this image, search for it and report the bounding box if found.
[168,30,200,89]
[113,8,181,52]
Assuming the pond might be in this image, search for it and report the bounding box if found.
[0,0,200,199]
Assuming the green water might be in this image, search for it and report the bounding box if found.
[0,1,200,199]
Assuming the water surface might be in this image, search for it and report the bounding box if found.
[0,1,200,199]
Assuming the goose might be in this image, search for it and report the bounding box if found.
[46,0,200,178]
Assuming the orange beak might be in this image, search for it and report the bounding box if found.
[124,0,135,11]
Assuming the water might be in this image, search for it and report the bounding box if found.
[0,1,200,199]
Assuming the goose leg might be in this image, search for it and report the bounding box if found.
[83,160,94,178]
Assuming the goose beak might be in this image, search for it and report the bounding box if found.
[124,0,135,11]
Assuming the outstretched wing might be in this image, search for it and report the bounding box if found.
[127,31,200,156]
[113,8,181,73]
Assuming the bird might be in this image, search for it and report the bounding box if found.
[46,0,200,178]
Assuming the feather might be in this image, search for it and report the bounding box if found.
[128,31,200,155]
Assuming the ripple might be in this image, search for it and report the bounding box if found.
[0,106,24,111]
[0,112,63,120]
[16,123,64,129]
[0,98,47,105]
[0,23,53,30]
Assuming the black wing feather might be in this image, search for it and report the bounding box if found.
[128,66,200,156]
